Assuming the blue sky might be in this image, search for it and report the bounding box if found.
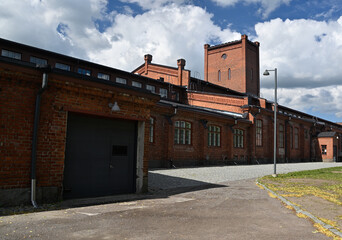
[1,0,342,122]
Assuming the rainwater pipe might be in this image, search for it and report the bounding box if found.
[31,65,51,208]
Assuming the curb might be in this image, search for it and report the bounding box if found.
[256,180,342,238]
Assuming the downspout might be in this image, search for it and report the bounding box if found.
[31,65,51,208]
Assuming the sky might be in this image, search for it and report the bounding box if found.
[1,0,342,122]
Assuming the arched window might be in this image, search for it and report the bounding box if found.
[228,68,231,80]
[218,70,221,81]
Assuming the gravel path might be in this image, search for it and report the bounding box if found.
[148,162,342,191]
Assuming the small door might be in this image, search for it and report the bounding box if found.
[63,113,136,199]
[333,145,337,162]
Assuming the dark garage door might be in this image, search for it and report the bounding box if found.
[63,113,136,199]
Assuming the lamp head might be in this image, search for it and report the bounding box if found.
[263,70,270,76]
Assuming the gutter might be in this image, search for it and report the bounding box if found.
[31,65,51,208]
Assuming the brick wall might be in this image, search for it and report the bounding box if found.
[0,63,158,205]
[187,92,248,113]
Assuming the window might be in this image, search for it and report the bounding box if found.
[294,127,299,149]
[98,73,110,80]
[221,53,227,59]
[1,49,21,60]
[304,129,308,139]
[173,91,180,101]
[30,56,47,66]
[279,124,284,148]
[208,125,221,147]
[321,145,327,155]
[233,129,244,148]
[146,84,156,93]
[218,70,221,81]
[116,77,127,84]
[256,119,262,146]
[149,117,154,143]
[55,62,70,71]
[160,88,168,98]
[132,81,142,88]
[78,68,91,76]
[174,121,191,145]
[290,126,293,149]
[228,68,231,80]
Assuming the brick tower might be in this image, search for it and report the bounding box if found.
[204,34,260,96]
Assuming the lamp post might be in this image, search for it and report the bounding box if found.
[263,68,277,177]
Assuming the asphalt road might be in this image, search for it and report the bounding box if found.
[1,162,341,239]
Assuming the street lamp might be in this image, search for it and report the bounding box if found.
[263,68,277,177]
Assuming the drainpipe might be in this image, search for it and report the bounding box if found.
[31,65,51,208]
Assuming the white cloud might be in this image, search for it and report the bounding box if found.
[0,0,110,58]
[256,17,342,121]
[257,17,342,89]
[119,0,188,10]
[211,0,292,18]
[88,4,241,74]
[261,86,342,120]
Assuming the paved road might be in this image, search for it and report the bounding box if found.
[149,162,342,190]
[1,163,341,239]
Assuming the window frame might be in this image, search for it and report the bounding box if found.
[256,119,263,147]
[321,145,327,155]
[30,56,47,66]
[159,88,168,98]
[146,84,156,93]
[116,77,127,84]
[294,127,299,149]
[1,49,21,60]
[290,126,293,149]
[149,117,155,143]
[132,81,142,88]
[55,62,71,71]
[208,125,221,147]
[174,120,192,145]
[279,123,284,148]
[233,129,244,148]
[97,72,110,80]
[78,67,91,76]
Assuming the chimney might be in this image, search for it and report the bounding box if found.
[144,54,152,74]
[177,59,186,86]
[204,44,210,81]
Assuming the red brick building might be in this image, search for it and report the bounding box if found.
[133,34,342,167]
[1,35,341,206]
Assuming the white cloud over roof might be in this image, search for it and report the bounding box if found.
[0,0,341,121]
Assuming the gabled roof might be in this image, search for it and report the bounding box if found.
[317,132,336,138]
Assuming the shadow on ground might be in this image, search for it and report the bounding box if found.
[0,172,226,216]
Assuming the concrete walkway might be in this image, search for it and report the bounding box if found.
[0,178,328,239]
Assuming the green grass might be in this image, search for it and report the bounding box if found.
[261,167,342,181]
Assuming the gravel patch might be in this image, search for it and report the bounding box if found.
[149,162,342,191]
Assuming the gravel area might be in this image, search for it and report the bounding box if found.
[148,162,342,191]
